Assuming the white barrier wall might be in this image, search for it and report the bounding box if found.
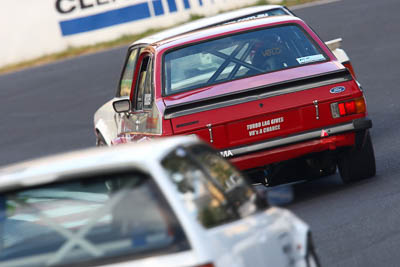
[0,0,260,68]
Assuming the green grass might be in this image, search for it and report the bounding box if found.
[0,0,317,75]
[256,0,317,5]
[0,28,163,75]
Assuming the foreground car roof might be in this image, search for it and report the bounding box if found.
[0,136,197,191]
[134,5,286,45]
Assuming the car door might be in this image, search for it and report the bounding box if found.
[116,51,162,143]
[98,46,142,145]
[94,46,142,145]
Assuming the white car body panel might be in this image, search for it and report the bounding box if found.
[205,209,299,267]
[332,48,350,63]
[0,136,313,267]
[99,251,204,267]
[325,38,350,63]
[94,98,123,145]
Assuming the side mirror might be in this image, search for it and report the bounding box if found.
[113,99,131,113]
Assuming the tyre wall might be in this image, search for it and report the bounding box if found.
[0,0,260,68]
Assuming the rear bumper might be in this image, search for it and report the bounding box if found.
[224,118,372,170]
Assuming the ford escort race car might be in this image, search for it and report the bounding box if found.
[94,14,375,185]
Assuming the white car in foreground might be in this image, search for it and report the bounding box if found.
[0,136,319,267]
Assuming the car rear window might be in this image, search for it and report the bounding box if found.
[163,24,327,95]
[0,171,189,267]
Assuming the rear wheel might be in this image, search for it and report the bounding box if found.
[338,131,376,183]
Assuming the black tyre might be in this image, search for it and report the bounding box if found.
[96,132,107,147]
[338,131,376,183]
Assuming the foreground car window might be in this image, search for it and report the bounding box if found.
[0,171,189,267]
[188,145,259,218]
[161,147,238,228]
[163,25,326,95]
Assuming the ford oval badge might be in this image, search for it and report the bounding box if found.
[330,86,346,94]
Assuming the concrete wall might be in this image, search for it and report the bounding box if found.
[0,0,259,68]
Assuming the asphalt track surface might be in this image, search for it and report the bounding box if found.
[0,0,399,266]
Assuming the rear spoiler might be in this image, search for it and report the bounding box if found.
[164,69,352,119]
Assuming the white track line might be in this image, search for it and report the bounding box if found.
[291,0,343,10]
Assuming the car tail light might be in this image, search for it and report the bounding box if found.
[331,97,366,118]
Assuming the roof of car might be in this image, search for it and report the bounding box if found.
[151,15,303,51]
[133,5,289,46]
[0,136,198,192]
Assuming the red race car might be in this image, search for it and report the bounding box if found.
[94,14,375,186]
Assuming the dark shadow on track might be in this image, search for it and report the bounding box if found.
[255,172,379,207]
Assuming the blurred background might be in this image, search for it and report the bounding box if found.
[0,0,278,70]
